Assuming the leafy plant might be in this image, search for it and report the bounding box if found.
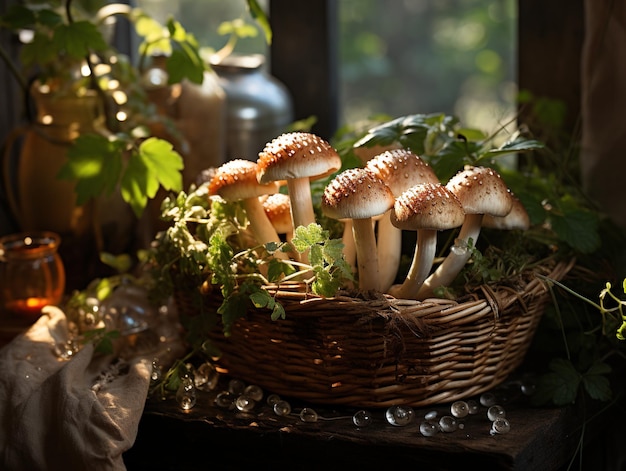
[0,0,271,217]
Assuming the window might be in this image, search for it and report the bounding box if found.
[142,0,517,136]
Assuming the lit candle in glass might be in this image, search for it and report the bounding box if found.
[0,231,66,318]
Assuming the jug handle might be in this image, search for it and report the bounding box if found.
[2,125,29,225]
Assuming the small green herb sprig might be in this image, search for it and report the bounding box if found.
[146,182,353,393]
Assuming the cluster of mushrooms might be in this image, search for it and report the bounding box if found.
[208,131,529,302]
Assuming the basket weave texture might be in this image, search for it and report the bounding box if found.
[176,259,573,408]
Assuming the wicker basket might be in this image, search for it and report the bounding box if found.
[175,258,574,408]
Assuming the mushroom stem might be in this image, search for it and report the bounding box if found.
[286,177,316,231]
[417,213,483,299]
[388,229,436,299]
[377,210,402,292]
[243,197,289,260]
[352,217,380,291]
[342,219,357,276]
[285,177,316,264]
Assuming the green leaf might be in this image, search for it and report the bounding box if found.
[532,358,581,406]
[166,48,204,84]
[58,134,124,205]
[582,373,612,402]
[120,138,183,217]
[0,4,38,29]
[549,207,600,253]
[246,0,272,44]
[53,21,108,60]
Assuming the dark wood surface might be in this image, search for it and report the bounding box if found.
[124,377,586,471]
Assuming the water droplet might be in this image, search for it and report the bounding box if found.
[194,362,220,391]
[300,407,319,423]
[150,360,162,383]
[451,401,469,418]
[215,391,236,409]
[487,405,506,421]
[385,405,415,426]
[273,400,292,416]
[438,415,458,433]
[176,377,196,410]
[521,380,536,396]
[352,410,373,427]
[243,384,264,402]
[266,393,281,406]
[228,378,246,395]
[467,399,480,414]
[419,420,440,437]
[424,410,438,420]
[235,395,256,412]
[480,392,497,407]
[491,417,511,434]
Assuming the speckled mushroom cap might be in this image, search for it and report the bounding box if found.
[321,167,395,220]
[364,148,439,197]
[483,195,530,230]
[262,193,292,234]
[257,132,342,183]
[446,166,513,217]
[209,159,280,200]
[391,182,465,231]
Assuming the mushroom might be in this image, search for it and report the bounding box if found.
[417,166,513,299]
[262,192,294,242]
[321,167,396,291]
[387,182,465,299]
[257,132,342,232]
[482,195,530,231]
[364,148,440,291]
[209,159,287,259]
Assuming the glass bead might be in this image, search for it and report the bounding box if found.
[150,360,162,383]
[352,410,373,427]
[266,393,281,406]
[487,405,506,421]
[480,392,497,407]
[491,417,511,435]
[299,407,319,423]
[385,405,415,426]
[235,395,256,412]
[438,415,458,433]
[215,391,236,409]
[467,399,480,414]
[228,378,246,395]
[176,378,196,410]
[419,420,440,437]
[243,384,264,402]
[194,362,219,392]
[450,400,469,418]
[273,400,292,416]
[521,380,536,396]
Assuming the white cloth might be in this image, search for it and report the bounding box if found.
[0,306,152,471]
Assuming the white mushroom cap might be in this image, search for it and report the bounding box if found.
[387,183,464,299]
[391,183,465,231]
[446,165,513,217]
[322,167,395,291]
[209,159,280,200]
[321,168,395,220]
[263,193,293,236]
[365,149,440,291]
[365,149,439,197]
[209,159,285,258]
[257,132,342,184]
[483,195,530,230]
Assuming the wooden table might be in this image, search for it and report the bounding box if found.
[123,376,593,471]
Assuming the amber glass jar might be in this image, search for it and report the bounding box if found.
[0,231,66,318]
